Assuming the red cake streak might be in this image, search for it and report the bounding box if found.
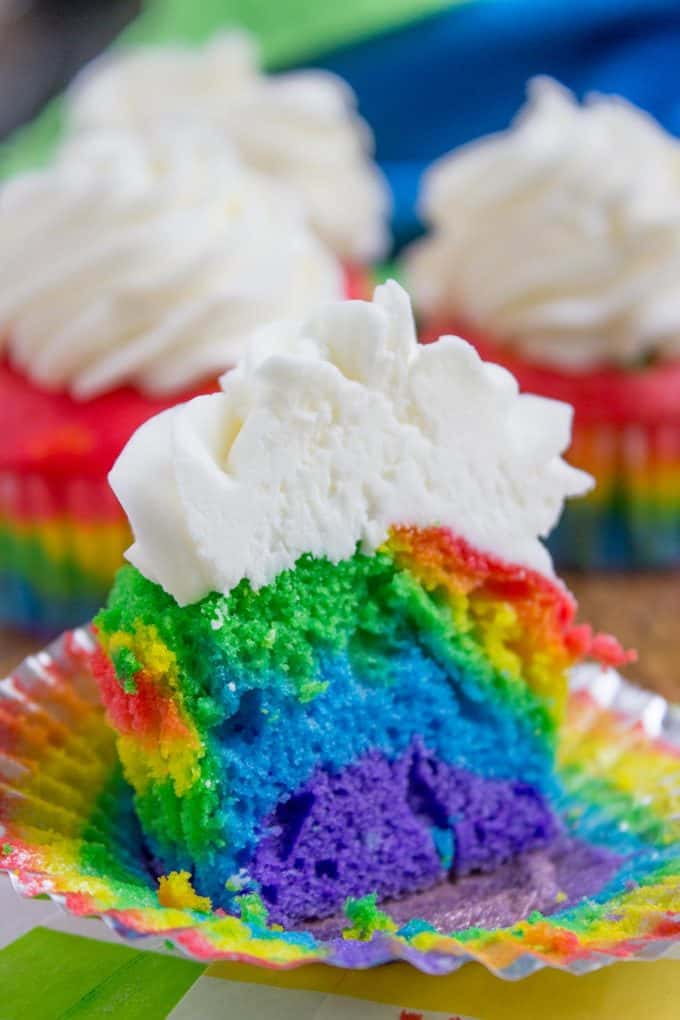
[389,526,634,670]
[422,319,680,428]
[343,263,373,300]
[91,643,193,745]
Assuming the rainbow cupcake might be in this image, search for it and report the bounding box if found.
[92,282,629,924]
[0,123,356,633]
[405,78,680,568]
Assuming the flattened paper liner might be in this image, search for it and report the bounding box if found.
[1,628,679,977]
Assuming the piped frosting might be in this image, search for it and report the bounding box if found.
[406,78,680,368]
[0,124,342,398]
[67,31,390,261]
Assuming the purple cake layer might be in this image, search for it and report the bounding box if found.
[251,740,557,925]
[307,835,622,941]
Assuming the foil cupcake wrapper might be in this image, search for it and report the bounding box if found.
[549,421,680,570]
[1,627,679,977]
[0,472,129,633]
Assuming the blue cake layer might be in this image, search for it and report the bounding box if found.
[150,642,558,914]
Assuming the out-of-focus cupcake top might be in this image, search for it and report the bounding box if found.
[0,124,343,399]
[66,31,390,263]
[406,78,680,369]
[110,281,590,606]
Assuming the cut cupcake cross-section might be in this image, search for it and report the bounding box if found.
[93,282,630,926]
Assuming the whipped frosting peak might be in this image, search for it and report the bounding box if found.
[0,124,343,398]
[68,32,390,261]
[406,78,680,367]
[110,281,591,606]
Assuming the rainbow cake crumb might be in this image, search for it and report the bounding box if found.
[94,526,623,923]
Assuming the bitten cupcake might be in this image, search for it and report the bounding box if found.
[0,123,350,634]
[65,30,390,267]
[405,78,680,569]
[93,282,629,925]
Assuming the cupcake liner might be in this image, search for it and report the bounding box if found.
[0,473,130,633]
[1,627,679,977]
[550,421,680,569]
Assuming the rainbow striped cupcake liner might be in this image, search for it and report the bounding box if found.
[0,473,130,634]
[549,421,680,570]
[1,628,679,977]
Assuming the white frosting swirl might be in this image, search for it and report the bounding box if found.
[0,125,343,398]
[406,78,680,367]
[67,32,390,262]
[110,281,590,606]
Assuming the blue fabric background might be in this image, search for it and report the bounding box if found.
[294,0,680,247]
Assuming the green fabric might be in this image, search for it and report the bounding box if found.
[0,0,464,178]
[0,101,65,179]
[0,928,203,1020]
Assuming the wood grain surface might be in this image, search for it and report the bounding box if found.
[564,571,680,701]
[1,571,678,698]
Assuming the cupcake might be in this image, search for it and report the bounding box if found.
[66,30,390,267]
[0,123,351,634]
[405,78,680,568]
[92,282,629,924]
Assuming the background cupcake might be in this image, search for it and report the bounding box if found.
[405,78,680,569]
[0,121,351,634]
[64,30,390,270]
